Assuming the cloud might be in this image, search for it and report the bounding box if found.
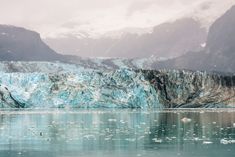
[199,1,212,10]
[0,0,234,38]
[126,0,156,16]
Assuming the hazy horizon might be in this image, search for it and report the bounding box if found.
[0,0,234,39]
[1,0,235,67]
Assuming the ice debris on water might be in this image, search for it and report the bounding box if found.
[220,139,235,144]
[152,138,162,143]
[108,119,117,122]
[203,141,213,144]
[181,117,192,123]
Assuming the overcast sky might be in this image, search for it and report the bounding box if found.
[0,0,234,38]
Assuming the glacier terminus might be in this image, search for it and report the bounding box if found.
[0,62,234,109]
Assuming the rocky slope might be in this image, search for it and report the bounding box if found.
[142,70,235,108]
[155,5,235,73]
[0,25,64,61]
[0,62,234,108]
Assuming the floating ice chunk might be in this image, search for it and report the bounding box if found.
[125,138,136,142]
[220,139,229,144]
[194,137,201,141]
[203,141,213,144]
[120,120,126,124]
[108,119,117,122]
[220,139,235,144]
[83,134,96,140]
[181,117,192,123]
[138,136,145,140]
[104,137,111,141]
[152,138,162,143]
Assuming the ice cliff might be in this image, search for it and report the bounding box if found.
[0,62,234,108]
[0,62,160,108]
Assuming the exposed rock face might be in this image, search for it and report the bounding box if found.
[0,25,64,61]
[0,84,25,108]
[141,70,235,108]
[154,5,235,73]
[0,62,234,108]
[206,5,235,55]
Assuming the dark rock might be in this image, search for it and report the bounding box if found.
[0,25,65,61]
[140,69,235,108]
[153,5,235,73]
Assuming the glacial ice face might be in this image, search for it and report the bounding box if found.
[0,64,161,108]
[0,62,234,108]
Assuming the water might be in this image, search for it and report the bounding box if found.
[0,109,235,157]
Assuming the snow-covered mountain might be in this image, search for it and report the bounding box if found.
[45,18,207,58]
[154,5,235,73]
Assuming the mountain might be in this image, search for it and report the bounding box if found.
[2,4,235,73]
[45,18,207,59]
[154,5,235,73]
[0,25,64,61]
[206,5,235,54]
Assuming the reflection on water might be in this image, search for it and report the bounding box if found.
[0,109,235,157]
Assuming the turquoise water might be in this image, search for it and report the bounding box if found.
[0,109,234,157]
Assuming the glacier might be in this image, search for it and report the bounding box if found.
[0,61,234,108]
[0,62,160,108]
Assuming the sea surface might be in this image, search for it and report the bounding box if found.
[0,109,234,157]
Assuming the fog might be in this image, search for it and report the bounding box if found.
[0,0,234,38]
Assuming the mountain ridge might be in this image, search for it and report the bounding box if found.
[45,18,207,58]
[0,24,65,61]
[154,5,235,73]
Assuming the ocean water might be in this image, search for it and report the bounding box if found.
[0,109,234,157]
